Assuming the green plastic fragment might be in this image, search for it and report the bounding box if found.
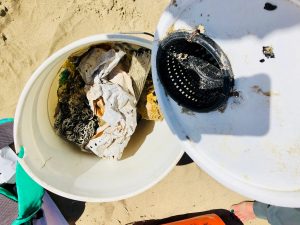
[59,69,70,85]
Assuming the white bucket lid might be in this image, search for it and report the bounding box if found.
[152,0,300,207]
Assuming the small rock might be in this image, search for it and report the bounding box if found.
[4,6,7,12]
[264,2,277,11]
[260,59,265,63]
[2,33,7,42]
[0,9,6,17]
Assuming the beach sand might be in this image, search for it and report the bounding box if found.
[0,0,268,224]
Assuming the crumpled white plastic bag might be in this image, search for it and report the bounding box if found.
[85,80,137,159]
[78,48,126,84]
[108,65,135,98]
[0,146,17,184]
[79,48,137,159]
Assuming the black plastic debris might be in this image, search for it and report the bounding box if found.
[156,31,234,112]
[264,2,277,11]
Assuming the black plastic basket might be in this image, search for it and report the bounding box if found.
[156,31,234,112]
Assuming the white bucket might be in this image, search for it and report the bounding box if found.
[14,34,183,202]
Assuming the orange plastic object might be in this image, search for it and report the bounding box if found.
[162,213,226,225]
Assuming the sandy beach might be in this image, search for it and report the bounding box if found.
[0,0,268,224]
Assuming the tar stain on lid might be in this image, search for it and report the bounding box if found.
[264,2,277,11]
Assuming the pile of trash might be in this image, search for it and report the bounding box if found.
[54,43,163,160]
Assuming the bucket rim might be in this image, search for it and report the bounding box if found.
[13,33,184,202]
